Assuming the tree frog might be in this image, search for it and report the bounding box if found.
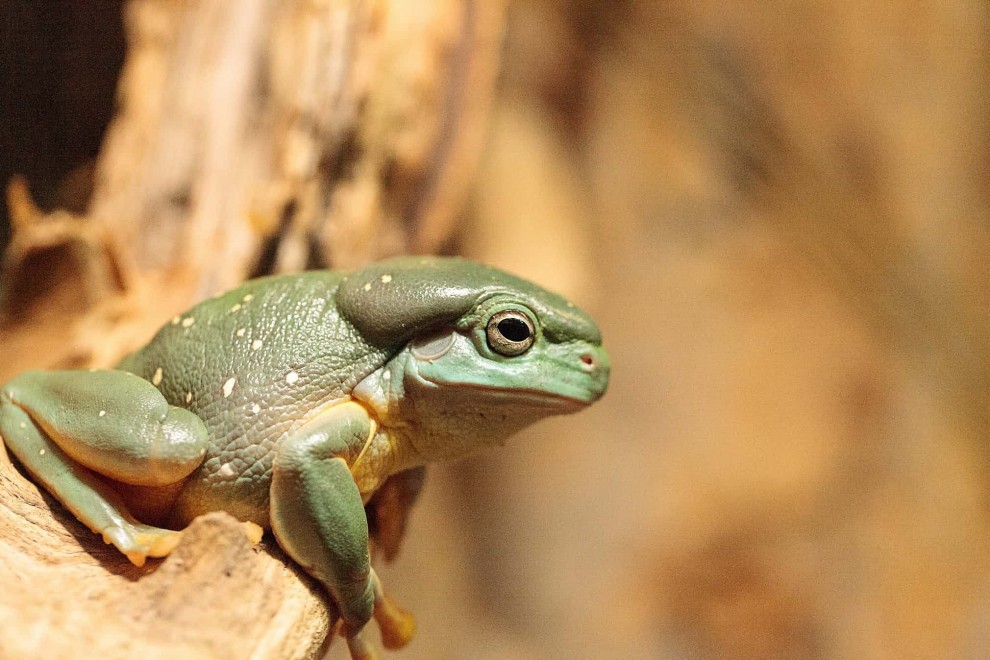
[0,256,609,659]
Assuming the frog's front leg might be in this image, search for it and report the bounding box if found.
[270,402,414,660]
[0,370,208,565]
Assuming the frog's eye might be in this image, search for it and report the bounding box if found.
[486,309,536,357]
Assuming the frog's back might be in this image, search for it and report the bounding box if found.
[118,271,390,524]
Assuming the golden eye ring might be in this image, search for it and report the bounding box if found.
[486,310,535,356]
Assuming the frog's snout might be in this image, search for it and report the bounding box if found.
[579,346,610,401]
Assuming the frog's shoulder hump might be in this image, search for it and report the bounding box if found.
[335,257,482,349]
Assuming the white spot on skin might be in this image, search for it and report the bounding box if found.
[285,371,299,385]
[382,370,391,381]
[19,422,26,429]
[171,316,180,325]
[230,304,242,313]
[380,274,392,283]
[363,282,372,292]
[242,294,254,302]
[218,463,235,478]
[222,377,237,398]
[185,391,193,404]
[152,367,163,386]
[181,317,195,328]
[39,449,45,456]
[251,403,261,414]
[251,339,263,350]
[236,328,246,337]
[99,410,106,417]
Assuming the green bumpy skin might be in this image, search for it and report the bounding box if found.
[0,256,609,659]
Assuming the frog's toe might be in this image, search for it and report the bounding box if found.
[134,527,183,558]
[370,569,416,649]
[374,593,415,650]
[242,520,264,545]
[101,525,149,566]
[101,523,182,566]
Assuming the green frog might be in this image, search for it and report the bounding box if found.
[0,256,610,658]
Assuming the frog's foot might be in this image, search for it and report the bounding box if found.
[101,522,183,567]
[370,569,416,650]
[334,571,414,659]
[103,519,262,567]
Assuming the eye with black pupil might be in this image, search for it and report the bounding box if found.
[486,310,536,356]
[496,317,531,342]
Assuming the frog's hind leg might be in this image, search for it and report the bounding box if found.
[0,370,211,566]
[0,399,178,565]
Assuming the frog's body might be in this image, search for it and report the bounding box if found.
[118,270,399,527]
[0,256,609,659]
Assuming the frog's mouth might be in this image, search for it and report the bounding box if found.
[440,383,591,412]
[407,371,597,415]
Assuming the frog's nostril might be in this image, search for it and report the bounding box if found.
[579,353,595,371]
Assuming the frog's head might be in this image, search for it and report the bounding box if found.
[339,256,610,461]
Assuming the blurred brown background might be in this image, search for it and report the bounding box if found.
[3,2,990,659]
[388,2,990,659]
